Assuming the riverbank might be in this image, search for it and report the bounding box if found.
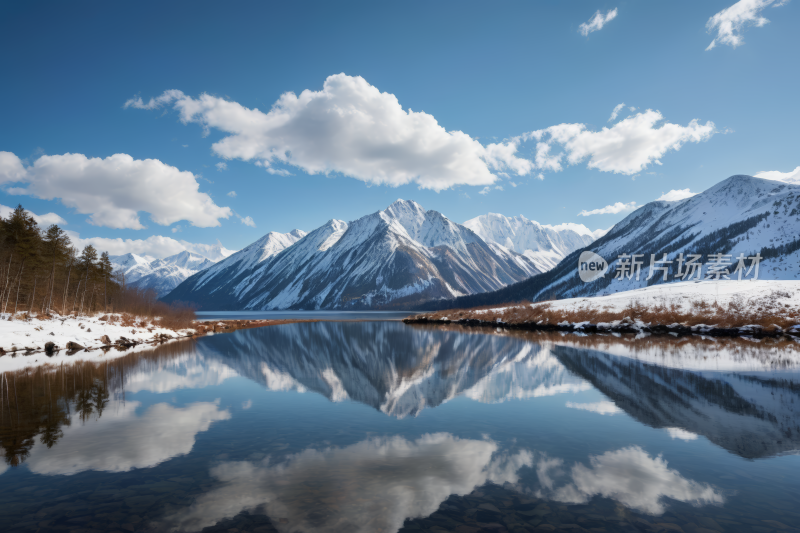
[405,280,800,338]
[0,311,322,360]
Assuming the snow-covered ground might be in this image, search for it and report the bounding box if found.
[417,280,800,332]
[0,312,196,361]
[523,280,800,316]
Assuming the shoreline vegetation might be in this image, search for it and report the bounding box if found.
[404,281,800,339]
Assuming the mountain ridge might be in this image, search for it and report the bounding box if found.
[164,200,545,310]
[420,174,800,310]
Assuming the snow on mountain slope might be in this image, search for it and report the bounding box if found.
[464,213,597,271]
[428,175,800,309]
[111,250,226,297]
[165,200,543,310]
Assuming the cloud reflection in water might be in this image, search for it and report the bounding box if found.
[25,401,230,475]
[165,433,532,533]
[536,446,723,515]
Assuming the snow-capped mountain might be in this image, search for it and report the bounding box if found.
[428,174,800,309]
[164,200,543,310]
[110,250,220,297]
[464,214,601,271]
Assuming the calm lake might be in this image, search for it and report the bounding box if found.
[2,321,800,533]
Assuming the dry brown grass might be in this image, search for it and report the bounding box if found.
[417,290,800,331]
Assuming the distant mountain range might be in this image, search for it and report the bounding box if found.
[424,174,800,310]
[110,248,233,297]
[464,214,604,272]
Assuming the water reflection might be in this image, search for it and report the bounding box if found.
[534,446,724,514]
[1,323,799,532]
[26,400,229,475]
[552,343,800,458]
[164,433,532,533]
[196,322,589,418]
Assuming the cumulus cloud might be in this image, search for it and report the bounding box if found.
[479,186,492,195]
[565,401,621,415]
[0,203,67,227]
[578,201,638,216]
[706,0,787,50]
[239,215,256,227]
[0,151,231,229]
[128,78,715,186]
[163,434,532,533]
[216,162,227,171]
[521,110,716,176]
[666,428,699,441]
[64,230,236,260]
[755,165,800,185]
[242,400,253,410]
[536,447,723,515]
[579,8,618,36]
[25,401,230,475]
[608,103,626,122]
[227,190,237,197]
[656,189,698,202]
[126,75,535,192]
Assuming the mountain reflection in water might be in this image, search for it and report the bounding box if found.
[0,322,799,533]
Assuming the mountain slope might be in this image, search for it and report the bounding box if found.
[164,200,543,310]
[423,174,800,309]
[464,213,598,271]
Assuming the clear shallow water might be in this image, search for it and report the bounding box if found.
[195,310,417,321]
[1,323,800,533]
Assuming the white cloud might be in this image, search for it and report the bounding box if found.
[239,215,256,227]
[537,447,723,515]
[656,189,698,202]
[0,151,231,230]
[241,400,252,410]
[608,103,626,122]
[544,222,611,240]
[578,201,638,216]
[755,165,800,185]
[64,230,236,260]
[25,401,230,475]
[509,182,517,187]
[522,110,716,176]
[565,401,621,415]
[227,190,237,197]
[0,203,67,227]
[706,0,786,51]
[163,434,532,533]
[0,151,27,183]
[171,225,182,233]
[128,78,715,187]
[479,186,491,195]
[126,74,534,191]
[666,428,699,441]
[579,8,618,36]
[215,162,227,171]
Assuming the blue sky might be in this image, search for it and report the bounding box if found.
[1,0,797,258]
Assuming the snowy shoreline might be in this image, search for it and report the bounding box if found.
[405,280,800,338]
[0,312,197,355]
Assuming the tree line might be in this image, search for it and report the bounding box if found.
[0,204,194,324]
